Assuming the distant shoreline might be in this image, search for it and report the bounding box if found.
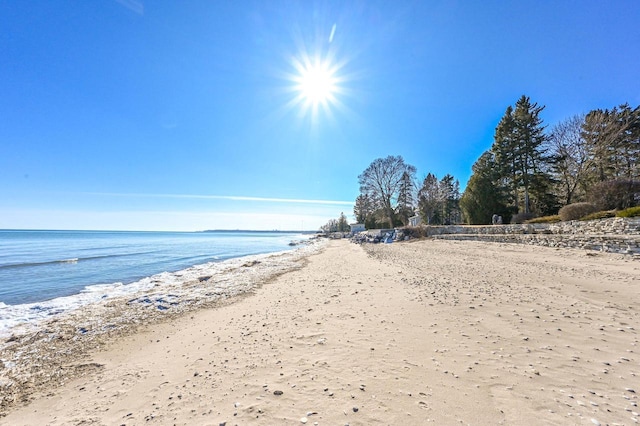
[0,229,319,234]
[202,229,318,234]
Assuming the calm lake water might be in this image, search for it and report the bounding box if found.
[0,230,305,307]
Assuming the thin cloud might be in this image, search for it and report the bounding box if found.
[115,0,144,15]
[80,192,354,206]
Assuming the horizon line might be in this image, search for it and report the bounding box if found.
[0,228,321,233]
[78,192,354,206]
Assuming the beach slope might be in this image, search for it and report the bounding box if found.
[2,239,639,425]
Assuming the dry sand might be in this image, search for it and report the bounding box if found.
[1,239,639,425]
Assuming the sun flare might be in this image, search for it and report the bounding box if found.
[281,43,354,125]
[290,53,343,111]
[297,62,337,105]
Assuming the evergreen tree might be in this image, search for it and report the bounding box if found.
[491,95,553,216]
[492,105,519,210]
[337,212,349,232]
[353,194,372,224]
[418,173,443,224]
[582,108,612,182]
[440,174,461,224]
[580,103,640,209]
[512,95,549,213]
[460,151,509,224]
[396,171,417,225]
[582,104,640,182]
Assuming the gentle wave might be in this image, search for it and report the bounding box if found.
[0,243,319,338]
[0,231,315,336]
[0,258,81,270]
[0,252,156,270]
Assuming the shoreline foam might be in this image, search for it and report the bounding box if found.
[0,236,318,339]
[0,239,326,413]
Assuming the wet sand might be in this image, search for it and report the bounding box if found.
[1,239,639,425]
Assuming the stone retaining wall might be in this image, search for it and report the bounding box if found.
[548,217,640,235]
[418,217,640,255]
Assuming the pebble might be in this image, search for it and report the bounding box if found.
[591,419,601,426]
[274,390,283,396]
[353,407,359,412]
[300,417,308,424]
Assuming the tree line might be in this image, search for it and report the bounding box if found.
[353,155,462,229]
[319,212,350,233]
[460,96,639,224]
[345,95,638,230]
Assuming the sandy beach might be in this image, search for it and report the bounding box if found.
[1,238,639,425]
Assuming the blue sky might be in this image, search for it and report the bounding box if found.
[1,1,639,231]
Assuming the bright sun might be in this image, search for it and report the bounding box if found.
[291,55,341,109]
[298,62,337,104]
[283,47,350,124]
[277,23,354,124]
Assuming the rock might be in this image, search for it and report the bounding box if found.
[300,417,308,424]
[352,407,359,412]
[273,390,283,396]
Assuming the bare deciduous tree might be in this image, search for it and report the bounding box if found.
[547,114,588,204]
[358,155,416,228]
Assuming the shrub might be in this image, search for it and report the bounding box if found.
[558,202,597,221]
[588,179,640,210]
[579,210,616,221]
[510,212,535,224]
[401,226,429,239]
[525,215,561,224]
[617,206,640,218]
